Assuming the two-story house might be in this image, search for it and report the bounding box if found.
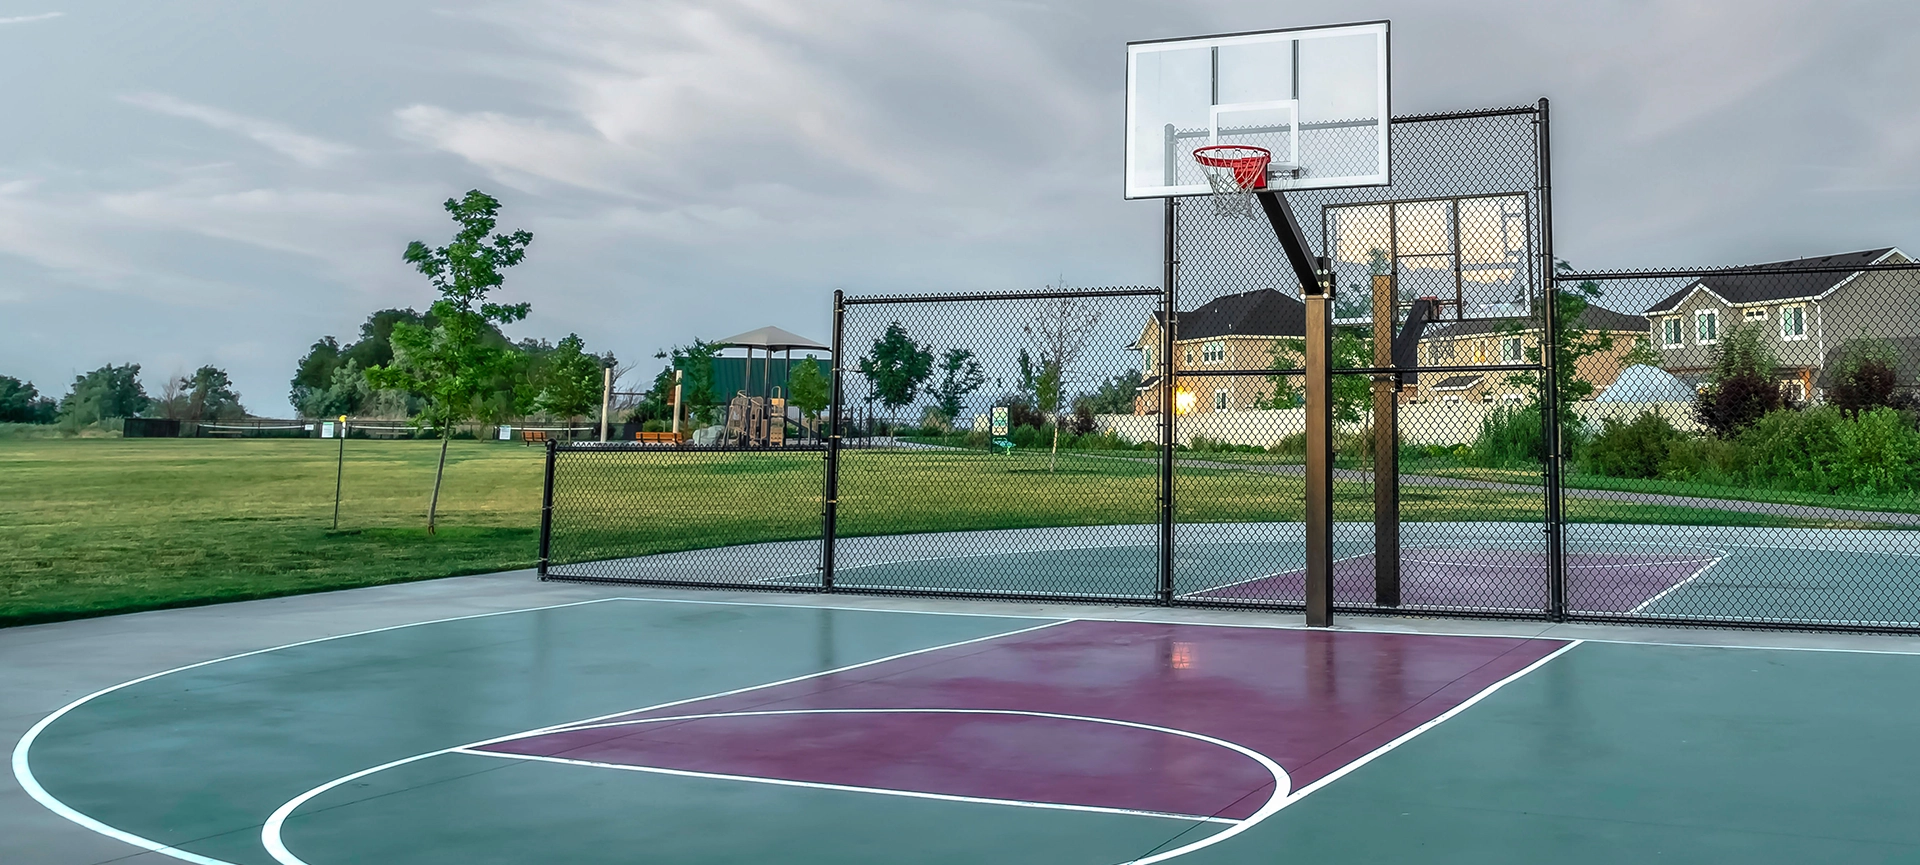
[1644,248,1915,400]
[1132,288,1306,415]
[1411,304,1648,404]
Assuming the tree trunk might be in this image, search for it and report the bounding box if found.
[1049,416,1060,472]
[427,426,450,535]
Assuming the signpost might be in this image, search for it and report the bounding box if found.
[991,406,1009,436]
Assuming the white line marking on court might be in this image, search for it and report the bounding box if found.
[259,618,1074,865]
[455,706,1268,826]
[1628,553,1728,615]
[10,596,631,865]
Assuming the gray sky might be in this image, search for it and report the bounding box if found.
[2,0,1916,413]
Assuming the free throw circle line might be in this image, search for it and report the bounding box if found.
[265,707,1288,865]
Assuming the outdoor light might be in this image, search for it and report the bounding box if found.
[1174,389,1196,415]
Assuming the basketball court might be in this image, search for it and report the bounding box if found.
[13,585,1920,865]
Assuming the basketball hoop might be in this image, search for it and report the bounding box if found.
[1193,145,1271,218]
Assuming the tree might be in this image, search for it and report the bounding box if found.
[1082,369,1144,415]
[1023,297,1102,471]
[1829,338,1905,416]
[175,366,245,421]
[533,334,608,434]
[672,340,723,425]
[1503,261,1619,425]
[1620,336,1662,369]
[1694,321,1783,437]
[926,348,986,424]
[857,322,934,416]
[788,354,830,437]
[1259,329,1373,420]
[290,309,440,414]
[58,364,150,429]
[367,190,534,534]
[0,376,56,423]
[297,360,371,419]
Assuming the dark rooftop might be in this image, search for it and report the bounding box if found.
[1644,248,1900,314]
[1153,289,1307,342]
[1424,303,1648,340]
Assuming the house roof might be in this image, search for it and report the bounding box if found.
[1150,289,1307,343]
[1423,303,1648,340]
[1644,248,1901,314]
[1812,337,1920,389]
[1430,374,1483,391]
[715,325,831,351]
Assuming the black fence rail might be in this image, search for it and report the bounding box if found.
[540,102,1920,635]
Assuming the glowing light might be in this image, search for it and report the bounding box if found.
[1175,389,1197,414]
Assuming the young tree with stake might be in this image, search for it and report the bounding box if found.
[368,190,534,534]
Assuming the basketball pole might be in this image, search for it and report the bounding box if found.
[1255,190,1334,627]
[1372,274,1402,607]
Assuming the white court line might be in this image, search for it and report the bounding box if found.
[259,619,1074,865]
[10,596,631,865]
[455,706,1268,826]
[1628,553,1729,615]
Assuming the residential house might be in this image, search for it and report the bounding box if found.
[1644,248,1916,401]
[1132,288,1305,415]
[1411,304,1648,404]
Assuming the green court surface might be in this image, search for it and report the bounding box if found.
[15,597,1920,864]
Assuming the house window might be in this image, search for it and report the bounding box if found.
[1781,379,1807,401]
[1213,389,1229,411]
[1183,348,1194,365]
[1661,318,1683,348]
[1202,341,1226,364]
[1695,310,1718,344]
[1501,392,1525,402]
[1499,336,1525,363]
[1744,308,1767,321]
[1779,305,1807,341]
[1142,347,1155,372]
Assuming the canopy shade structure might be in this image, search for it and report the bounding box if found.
[716,326,831,352]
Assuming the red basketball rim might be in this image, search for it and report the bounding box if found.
[1193,145,1272,190]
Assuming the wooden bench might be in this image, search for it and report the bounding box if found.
[637,431,685,444]
[522,430,548,446]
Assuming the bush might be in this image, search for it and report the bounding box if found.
[1739,406,1920,496]
[1583,411,1683,479]
[1070,400,1098,435]
[1470,405,1544,466]
[1694,322,1785,436]
[1010,423,1046,448]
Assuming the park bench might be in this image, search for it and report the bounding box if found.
[522,430,548,446]
[637,431,686,444]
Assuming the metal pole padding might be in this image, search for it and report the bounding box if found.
[1304,264,1335,628]
[1537,96,1567,621]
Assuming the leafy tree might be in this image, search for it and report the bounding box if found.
[1829,338,1908,416]
[290,309,441,414]
[178,366,246,421]
[1620,335,1662,369]
[1260,329,1373,421]
[0,376,56,423]
[673,340,723,425]
[296,360,372,419]
[858,322,934,413]
[1082,369,1144,415]
[58,364,150,429]
[1503,261,1618,422]
[533,334,608,433]
[1694,321,1783,437]
[788,354,830,436]
[926,348,986,423]
[368,190,533,533]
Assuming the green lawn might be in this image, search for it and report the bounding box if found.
[4,438,1895,628]
[1,438,545,626]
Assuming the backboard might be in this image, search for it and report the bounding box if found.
[1125,22,1390,199]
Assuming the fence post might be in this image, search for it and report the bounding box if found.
[538,437,557,580]
[1537,96,1567,622]
[1158,198,1178,605]
[822,290,846,592]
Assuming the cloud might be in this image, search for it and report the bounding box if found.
[0,12,61,25]
[120,92,356,167]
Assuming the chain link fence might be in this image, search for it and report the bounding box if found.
[540,101,1920,634]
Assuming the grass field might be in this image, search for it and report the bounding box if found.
[4,438,1895,627]
[1,439,545,627]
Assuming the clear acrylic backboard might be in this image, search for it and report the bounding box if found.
[1125,22,1389,199]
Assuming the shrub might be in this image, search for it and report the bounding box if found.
[1470,405,1545,466]
[1829,339,1903,416]
[1583,410,1682,479]
[1733,406,1920,496]
[1010,423,1046,448]
[1070,399,1098,435]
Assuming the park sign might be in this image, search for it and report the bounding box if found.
[992,406,1009,436]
